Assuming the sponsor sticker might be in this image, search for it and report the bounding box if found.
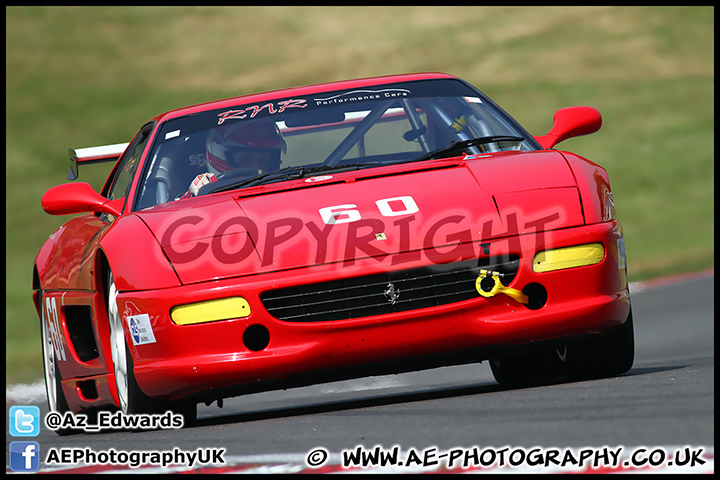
[127,313,157,346]
[304,175,333,183]
[165,130,181,140]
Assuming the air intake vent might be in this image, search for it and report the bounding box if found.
[65,306,99,362]
[261,255,519,322]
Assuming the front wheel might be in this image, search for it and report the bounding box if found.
[490,307,635,387]
[490,349,565,388]
[40,290,62,413]
[107,271,197,427]
[564,307,635,381]
[40,290,86,435]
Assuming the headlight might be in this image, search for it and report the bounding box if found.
[171,297,251,325]
[532,243,605,273]
[603,187,616,221]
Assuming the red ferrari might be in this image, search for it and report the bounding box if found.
[34,73,632,432]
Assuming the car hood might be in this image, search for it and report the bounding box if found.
[138,151,584,284]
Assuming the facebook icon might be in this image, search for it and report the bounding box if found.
[9,441,41,472]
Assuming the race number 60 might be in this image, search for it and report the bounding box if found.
[319,196,419,225]
[45,296,66,362]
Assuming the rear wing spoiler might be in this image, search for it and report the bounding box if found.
[67,142,130,180]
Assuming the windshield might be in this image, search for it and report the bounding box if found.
[135,79,540,210]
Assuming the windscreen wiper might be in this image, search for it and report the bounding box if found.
[205,163,379,194]
[299,162,379,177]
[205,165,307,194]
[409,136,525,163]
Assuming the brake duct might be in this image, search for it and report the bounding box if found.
[475,270,528,304]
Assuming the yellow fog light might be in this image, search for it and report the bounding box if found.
[532,243,605,273]
[171,297,251,325]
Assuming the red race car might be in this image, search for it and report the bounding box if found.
[34,73,632,432]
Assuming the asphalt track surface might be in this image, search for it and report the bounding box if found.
[7,272,714,473]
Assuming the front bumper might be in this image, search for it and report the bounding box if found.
[120,220,629,402]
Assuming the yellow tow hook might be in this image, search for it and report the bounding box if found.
[475,270,529,304]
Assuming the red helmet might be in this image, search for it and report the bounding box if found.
[206,119,286,175]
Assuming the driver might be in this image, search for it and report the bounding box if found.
[182,119,287,198]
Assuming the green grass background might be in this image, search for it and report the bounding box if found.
[6,6,713,385]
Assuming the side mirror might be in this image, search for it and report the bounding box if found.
[42,182,123,217]
[534,106,602,150]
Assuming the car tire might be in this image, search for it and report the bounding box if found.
[107,271,197,427]
[40,290,86,435]
[564,307,635,381]
[489,348,565,388]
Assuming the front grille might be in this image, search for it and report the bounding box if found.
[261,255,519,322]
